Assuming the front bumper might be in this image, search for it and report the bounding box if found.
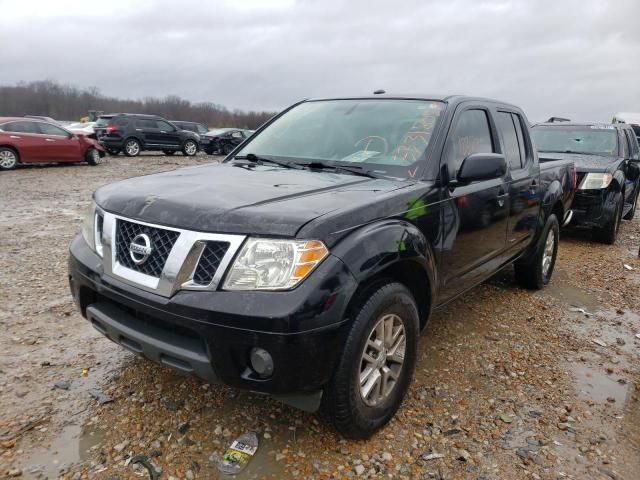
[68,234,358,411]
[569,189,612,227]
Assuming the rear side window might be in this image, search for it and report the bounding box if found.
[38,123,69,136]
[625,129,639,158]
[156,120,174,131]
[115,117,129,126]
[135,119,156,129]
[446,109,494,176]
[1,121,40,133]
[496,112,521,170]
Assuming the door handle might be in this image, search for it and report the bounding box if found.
[160,131,167,133]
[9,135,21,139]
[45,138,55,142]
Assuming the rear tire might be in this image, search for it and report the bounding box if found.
[321,282,419,439]
[514,213,559,289]
[593,193,623,244]
[182,140,198,156]
[163,150,176,156]
[86,148,102,166]
[123,138,141,157]
[0,147,19,170]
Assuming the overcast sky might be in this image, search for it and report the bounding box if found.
[0,0,638,122]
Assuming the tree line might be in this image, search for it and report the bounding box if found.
[0,81,276,129]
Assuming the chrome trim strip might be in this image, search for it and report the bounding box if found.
[100,212,245,297]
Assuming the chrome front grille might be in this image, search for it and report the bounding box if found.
[115,219,179,277]
[98,212,245,297]
[192,241,230,286]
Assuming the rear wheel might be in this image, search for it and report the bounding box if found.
[86,148,102,166]
[593,193,623,244]
[321,282,419,438]
[123,138,141,157]
[182,140,198,156]
[515,213,559,289]
[163,150,176,156]
[0,147,19,170]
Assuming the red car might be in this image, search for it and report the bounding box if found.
[0,117,106,171]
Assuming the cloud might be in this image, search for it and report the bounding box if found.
[0,0,638,121]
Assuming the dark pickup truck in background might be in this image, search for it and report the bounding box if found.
[532,122,640,244]
[69,94,575,438]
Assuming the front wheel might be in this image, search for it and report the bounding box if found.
[182,140,198,156]
[123,138,141,157]
[623,188,639,221]
[321,282,419,438]
[86,148,103,166]
[593,193,623,244]
[514,213,559,289]
[222,143,234,155]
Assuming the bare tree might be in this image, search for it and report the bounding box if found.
[0,80,275,129]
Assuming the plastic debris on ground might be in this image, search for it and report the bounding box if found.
[217,431,259,475]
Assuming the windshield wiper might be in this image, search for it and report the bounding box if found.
[233,153,300,169]
[294,161,378,178]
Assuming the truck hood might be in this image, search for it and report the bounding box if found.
[94,162,407,237]
[539,152,621,173]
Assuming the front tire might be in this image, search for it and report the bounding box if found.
[322,282,419,439]
[123,138,141,157]
[0,147,19,170]
[514,213,559,289]
[623,188,638,221]
[86,148,102,166]
[222,143,234,155]
[593,192,623,244]
[182,140,198,156]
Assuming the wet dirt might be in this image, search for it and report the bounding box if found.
[1,155,640,479]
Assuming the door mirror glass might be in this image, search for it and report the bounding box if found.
[457,153,507,183]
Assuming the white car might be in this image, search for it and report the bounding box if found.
[612,112,640,142]
[66,122,96,136]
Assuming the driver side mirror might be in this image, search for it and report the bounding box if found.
[627,162,640,181]
[456,153,507,184]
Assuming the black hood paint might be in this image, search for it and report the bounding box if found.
[539,152,621,173]
[94,163,407,237]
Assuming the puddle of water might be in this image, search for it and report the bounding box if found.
[21,423,104,479]
[541,268,608,313]
[570,363,629,404]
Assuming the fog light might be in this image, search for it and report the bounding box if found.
[250,347,274,378]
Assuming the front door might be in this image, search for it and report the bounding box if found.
[36,122,82,161]
[439,107,509,300]
[153,120,182,149]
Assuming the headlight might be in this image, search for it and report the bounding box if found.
[578,173,612,190]
[223,238,329,290]
[81,200,103,257]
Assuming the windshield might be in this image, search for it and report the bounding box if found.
[233,99,445,178]
[532,125,618,156]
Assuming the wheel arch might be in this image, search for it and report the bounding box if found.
[0,144,21,161]
[332,220,437,331]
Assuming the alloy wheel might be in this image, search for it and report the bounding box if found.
[185,141,197,156]
[359,313,406,406]
[0,150,17,169]
[92,150,102,164]
[541,229,555,277]
[125,140,140,156]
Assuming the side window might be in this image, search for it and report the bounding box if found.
[625,129,639,158]
[2,121,40,133]
[156,121,174,131]
[496,112,521,170]
[115,118,129,127]
[197,125,208,134]
[231,131,243,138]
[619,131,629,158]
[446,109,494,176]
[38,123,69,136]
[511,114,529,166]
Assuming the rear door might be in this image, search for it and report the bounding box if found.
[36,122,82,161]
[0,121,46,162]
[439,105,510,299]
[496,110,540,250]
[134,119,158,148]
[623,128,640,201]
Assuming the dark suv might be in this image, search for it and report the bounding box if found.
[95,114,200,157]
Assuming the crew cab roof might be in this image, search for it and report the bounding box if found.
[305,94,522,109]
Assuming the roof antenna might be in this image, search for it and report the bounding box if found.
[373,89,386,95]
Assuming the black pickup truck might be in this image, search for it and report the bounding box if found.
[532,122,640,244]
[69,94,575,438]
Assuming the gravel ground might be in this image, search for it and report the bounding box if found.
[1,155,639,480]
